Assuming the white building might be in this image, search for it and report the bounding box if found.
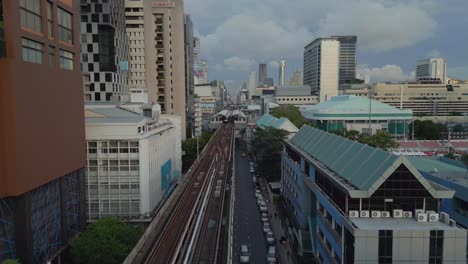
[416,58,447,84]
[248,71,257,99]
[303,38,340,102]
[84,104,182,221]
[279,57,286,86]
[193,97,202,137]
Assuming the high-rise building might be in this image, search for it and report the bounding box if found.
[81,0,130,103]
[0,1,86,262]
[193,36,208,84]
[303,38,340,102]
[279,57,286,86]
[184,14,195,137]
[289,69,303,86]
[125,0,186,139]
[416,58,447,84]
[332,35,357,85]
[259,63,267,85]
[248,71,257,99]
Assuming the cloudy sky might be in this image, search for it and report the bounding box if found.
[185,0,468,92]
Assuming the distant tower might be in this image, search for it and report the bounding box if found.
[279,57,286,86]
[248,71,257,99]
[259,63,267,85]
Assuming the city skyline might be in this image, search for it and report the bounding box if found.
[185,0,468,89]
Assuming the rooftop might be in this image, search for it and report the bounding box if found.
[302,95,413,121]
[351,217,462,231]
[256,114,299,133]
[85,107,146,124]
[275,85,312,96]
[408,156,468,189]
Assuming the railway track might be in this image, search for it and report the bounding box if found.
[145,125,233,264]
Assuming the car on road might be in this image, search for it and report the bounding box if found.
[263,222,271,233]
[240,245,250,263]
[257,199,266,207]
[242,152,247,157]
[266,231,275,245]
[261,215,269,223]
[259,205,268,213]
[266,246,277,263]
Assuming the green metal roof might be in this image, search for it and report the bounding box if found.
[256,114,298,132]
[289,126,454,198]
[302,95,412,121]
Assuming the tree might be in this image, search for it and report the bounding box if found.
[252,127,289,181]
[349,78,365,84]
[364,130,399,150]
[453,124,465,133]
[182,130,214,172]
[410,120,447,140]
[270,105,314,128]
[70,218,142,264]
[1,260,20,264]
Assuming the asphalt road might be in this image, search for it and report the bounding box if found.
[233,140,267,264]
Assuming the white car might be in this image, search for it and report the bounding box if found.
[240,245,250,263]
[259,205,268,213]
[263,222,271,233]
[266,246,277,263]
[266,231,275,245]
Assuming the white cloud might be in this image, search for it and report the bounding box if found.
[223,56,257,71]
[358,64,415,83]
[213,64,224,71]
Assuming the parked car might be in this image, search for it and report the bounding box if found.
[257,199,266,207]
[266,231,275,245]
[266,246,277,263]
[259,205,268,213]
[263,222,271,233]
[240,245,250,263]
[261,216,269,223]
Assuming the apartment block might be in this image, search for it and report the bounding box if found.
[0,0,86,262]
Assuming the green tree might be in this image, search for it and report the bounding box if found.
[452,124,465,133]
[349,78,365,84]
[252,127,289,181]
[270,105,314,128]
[1,260,20,264]
[70,218,142,264]
[410,120,447,140]
[182,130,214,172]
[365,130,399,150]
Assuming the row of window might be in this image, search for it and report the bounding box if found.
[276,97,317,102]
[318,226,341,264]
[22,37,73,69]
[20,0,73,44]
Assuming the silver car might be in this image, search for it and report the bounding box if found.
[263,222,271,233]
[266,231,275,245]
[240,245,250,263]
[267,246,276,263]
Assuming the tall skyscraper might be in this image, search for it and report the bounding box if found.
[81,0,130,103]
[184,14,195,137]
[0,1,86,262]
[193,36,208,84]
[289,69,303,86]
[416,58,447,84]
[248,71,257,99]
[279,57,286,86]
[259,63,267,85]
[332,36,357,84]
[303,38,340,102]
[125,0,186,139]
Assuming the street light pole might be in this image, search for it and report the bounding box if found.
[368,87,372,136]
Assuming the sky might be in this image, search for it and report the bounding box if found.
[185,0,468,93]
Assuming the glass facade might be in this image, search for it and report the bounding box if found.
[429,230,444,264]
[20,0,42,33]
[378,230,393,263]
[59,49,73,70]
[22,38,43,64]
[98,25,116,72]
[57,7,72,43]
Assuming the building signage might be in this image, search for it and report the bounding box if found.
[152,2,175,8]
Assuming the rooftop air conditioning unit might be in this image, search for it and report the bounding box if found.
[371,211,381,218]
[403,211,413,218]
[426,210,436,214]
[449,219,457,227]
[417,213,428,222]
[440,212,449,224]
[428,213,439,222]
[349,210,359,218]
[415,209,425,216]
[393,209,403,218]
[360,210,370,218]
[381,211,391,218]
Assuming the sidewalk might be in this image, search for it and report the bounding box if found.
[259,178,295,264]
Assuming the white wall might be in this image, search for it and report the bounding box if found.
[319,40,339,102]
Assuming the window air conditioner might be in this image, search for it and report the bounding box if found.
[393,209,403,218]
[415,209,425,216]
[428,213,439,222]
[426,210,436,215]
[417,213,427,222]
[440,212,449,224]
[371,211,381,218]
[360,210,369,218]
[449,219,457,227]
[381,211,391,218]
[349,210,359,218]
[403,211,413,218]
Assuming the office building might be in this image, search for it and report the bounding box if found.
[259,63,267,85]
[248,71,257,99]
[282,126,467,263]
[332,36,357,85]
[184,14,195,137]
[279,57,286,86]
[195,84,217,119]
[81,0,130,103]
[289,69,303,86]
[0,1,86,262]
[125,0,186,139]
[193,36,208,84]
[416,58,447,84]
[340,82,468,116]
[274,85,318,106]
[85,104,181,221]
[303,38,340,102]
[302,95,413,137]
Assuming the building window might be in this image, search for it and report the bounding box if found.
[47,1,54,38]
[48,46,54,66]
[429,230,443,264]
[378,230,393,264]
[59,49,73,70]
[20,0,42,32]
[98,25,116,72]
[57,7,72,43]
[22,38,43,64]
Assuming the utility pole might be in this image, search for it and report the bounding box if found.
[368,87,372,135]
